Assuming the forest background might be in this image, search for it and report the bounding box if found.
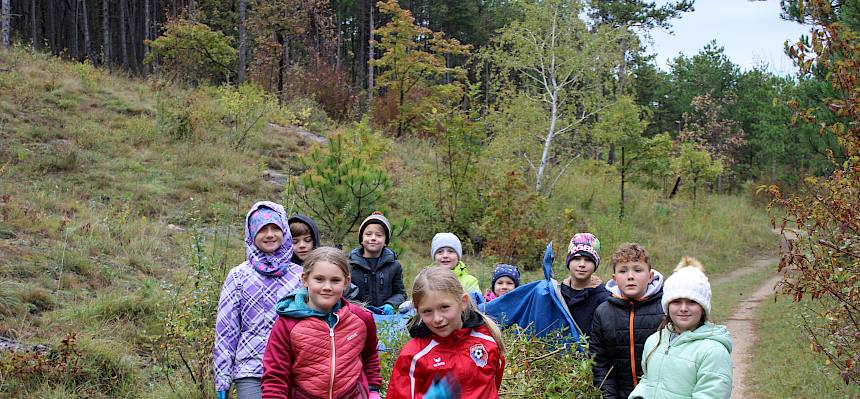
[0,0,858,398]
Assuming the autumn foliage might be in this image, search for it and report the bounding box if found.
[768,0,860,385]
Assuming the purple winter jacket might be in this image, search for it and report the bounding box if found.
[213,201,304,391]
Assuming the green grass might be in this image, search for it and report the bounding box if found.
[0,46,793,398]
[748,296,860,398]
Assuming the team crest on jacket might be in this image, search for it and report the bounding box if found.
[470,344,488,367]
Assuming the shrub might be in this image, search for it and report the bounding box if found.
[0,332,140,398]
[288,59,356,121]
[477,168,550,269]
[155,224,232,398]
[215,83,275,148]
[145,19,236,84]
[288,118,393,245]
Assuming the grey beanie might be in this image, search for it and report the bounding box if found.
[430,232,463,259]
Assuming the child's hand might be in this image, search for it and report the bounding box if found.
[589,275,603,287]
[382,304,395,315]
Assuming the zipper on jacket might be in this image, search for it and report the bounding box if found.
[628,302,638,386]
[329,313,340,399]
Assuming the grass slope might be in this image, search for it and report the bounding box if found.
[0,47,793,397]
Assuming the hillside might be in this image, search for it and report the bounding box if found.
[0,47,781,398]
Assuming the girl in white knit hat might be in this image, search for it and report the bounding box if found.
[629,257,733,399]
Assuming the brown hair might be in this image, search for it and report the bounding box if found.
[610,243,651,272]
[302,247,350,278]
[289,221,311,239]
[410,267,505,354]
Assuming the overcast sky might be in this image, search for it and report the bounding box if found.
[647,0,810,76]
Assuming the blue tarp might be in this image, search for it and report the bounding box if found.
[372,242,581,352]
[481,242,581,345]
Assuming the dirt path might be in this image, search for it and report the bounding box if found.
[724,228,796,398]
[724,269,781,399]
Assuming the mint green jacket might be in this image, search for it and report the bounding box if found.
[628,323,733,399]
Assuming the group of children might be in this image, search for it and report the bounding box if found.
[214,201,732,399]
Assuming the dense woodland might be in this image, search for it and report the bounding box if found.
[0,0,843,194]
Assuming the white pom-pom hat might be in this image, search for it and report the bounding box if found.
[661,256,712,318]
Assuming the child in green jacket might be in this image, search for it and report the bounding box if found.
[430,232,480,295]
[629,256,733,399]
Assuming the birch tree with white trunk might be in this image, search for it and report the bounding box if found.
[482,0,623,193]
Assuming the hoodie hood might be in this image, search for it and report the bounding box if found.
[288,214,321,248]
[672,323,732,353]
[288,214,321,265]
[348,247,398,271]
[606,269,664,300]
[245,201,295,277]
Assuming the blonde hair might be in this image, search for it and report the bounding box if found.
[610,242,651,271]
[410,267,505,354]
[302,247,350,278]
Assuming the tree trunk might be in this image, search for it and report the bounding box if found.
[46,0,56,52]
[2,0,11,48]
[80,0,94,63]
[72,0,79,59]
[102,0,111,67]
[617,37,627,96]
[367,0,375,107]
[535,91,559,193]
[119,0,129,70]
[620,146,626,220]
[143,0,150,74]
[335,13,341,70]
[188,0,196,21]
[237,0,246,83]
[128,0,140,72]
[31,0,38,51]
[668,176,681,199]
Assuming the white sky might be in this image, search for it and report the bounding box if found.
[647,0,811,76]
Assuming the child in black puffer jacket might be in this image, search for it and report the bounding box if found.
[590,243,664,399]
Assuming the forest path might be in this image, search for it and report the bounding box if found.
[724,269,781,399]
[723,228,795,399]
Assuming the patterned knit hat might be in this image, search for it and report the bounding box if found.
[244,201,294,277]
[358,211,391,245]
[565,232,601,269]
[491,264,521,288]
[661,257,712,318]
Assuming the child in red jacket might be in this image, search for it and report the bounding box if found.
[387,267,506,399]
[261,247,382,399]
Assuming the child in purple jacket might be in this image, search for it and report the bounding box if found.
[213,201,303,399]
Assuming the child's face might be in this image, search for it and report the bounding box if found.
[293,233,314,261]
[361,224,386,255]
[612,260,653,299]
[302,261,349,313]
[568,256,596,283]
[434,247,459,269]
[254,224,284,253]
[668,298,704,332]
[493,277,516,296]
[417,290,468,338]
